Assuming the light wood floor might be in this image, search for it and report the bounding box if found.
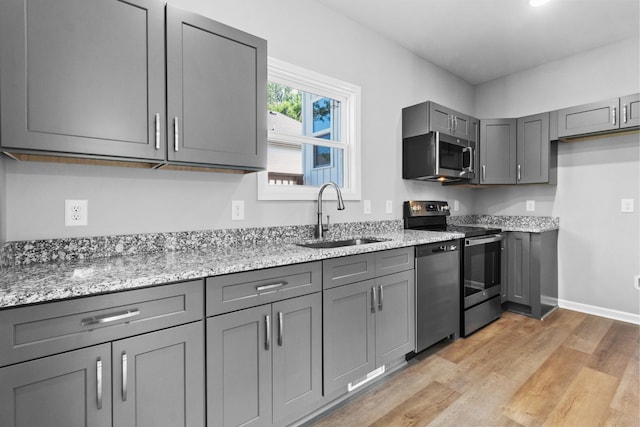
[309,309,639,427]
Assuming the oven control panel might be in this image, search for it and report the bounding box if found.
[404,200,450,217]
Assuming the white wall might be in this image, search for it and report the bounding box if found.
[473,37,640,318]
[3,0,476,241]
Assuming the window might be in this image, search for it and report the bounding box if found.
[258,58,361,201]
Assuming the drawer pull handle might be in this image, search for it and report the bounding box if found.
[154,113,160,150]
[82,309,140,326]
[122,352,128,402]
[96,358,103,410]
[256,282,286,292]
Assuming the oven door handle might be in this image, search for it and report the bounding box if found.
[465,234,504,246]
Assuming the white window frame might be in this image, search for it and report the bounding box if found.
[258,57,361,201]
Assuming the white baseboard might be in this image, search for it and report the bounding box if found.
[558,299,640,325]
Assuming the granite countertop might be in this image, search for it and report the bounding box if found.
[0,228,463,309]
[448,214,559,233]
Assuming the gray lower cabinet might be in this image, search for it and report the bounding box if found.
[206,292,322,427]
[323,248,415,396]
[505,231,558,319]
[0,0,166,161]
[166,6,266,169]
[479,119,517,184]
[0,321,204,427]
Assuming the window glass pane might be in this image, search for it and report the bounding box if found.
[312,98,331,133]
[267,142,343,188]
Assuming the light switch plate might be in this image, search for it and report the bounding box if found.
[364,200,372,215]
[385,200,393,214]
[621,199,635,213]
[526,200,535,212]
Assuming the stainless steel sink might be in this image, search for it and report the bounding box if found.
[297,237,387,249]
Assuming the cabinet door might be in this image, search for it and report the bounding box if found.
[374,270,415,366]
[620,93,640,129]
[207,305,272,427]
[0,0,165,160]
[323,280,376,395]
[166,5,267,169]
[517,112,550,184]
[507,232,531,306]
[0,344,111,427]
[113,322,204,427]
[429,102,469,138]
[480,119,517,184]
[557,98,619,137]
[272,293,322,425]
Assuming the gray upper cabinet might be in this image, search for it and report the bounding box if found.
[479,119,517,184]
[621,93,640,129]
[166,6,266,170]
[0,0,166,161]
[402,101,470,139]
[429,102,470,138]
[516,112,550,184]
[557,97,619,137]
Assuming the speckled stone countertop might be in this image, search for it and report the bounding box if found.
[448,215,559,233]
[0,221,463,309]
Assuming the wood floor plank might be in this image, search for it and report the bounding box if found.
[587,321,639,378]
[563,313,613,354]
[604,408,640,427]
[610,347,640,419]
[504,345,590,427]
[369,381,460,427]
[542,367,620,427]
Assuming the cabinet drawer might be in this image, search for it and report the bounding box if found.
[206,262,321,316]
[323,253,375,289]
[0,280,203,367]
[374,247,414,277]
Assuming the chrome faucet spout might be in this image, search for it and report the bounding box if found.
[316,181,345,238]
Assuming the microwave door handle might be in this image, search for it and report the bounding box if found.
[434,132,440,174]
[462,146,474,173]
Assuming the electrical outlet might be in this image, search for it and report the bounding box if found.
[385,200,393,214]
[363,200,371,215]
[453,200,460,211]
[65,200,88,226]
[526,200,535,212]
[621,199,635,213]
[231,200,244,221]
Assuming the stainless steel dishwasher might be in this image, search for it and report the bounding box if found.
[415,240,460,353]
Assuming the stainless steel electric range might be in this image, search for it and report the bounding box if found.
[404,200,504,339]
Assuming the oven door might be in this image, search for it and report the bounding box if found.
[436,132,474,179]
[464,234,503,308]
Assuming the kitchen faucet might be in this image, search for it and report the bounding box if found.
[316,181,345,238]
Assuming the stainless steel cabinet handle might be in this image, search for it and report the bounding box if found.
[174,117,179,152]
[121,352,128,402]
[265,315,271,350]
[154,113,160,150]
[623,105,628,123]
[256,282,286,292]
[96,358,103,410]
[378,286,383,311]
[612,107,617,126]
[453,116,458,132]
[447,115,452,132]
[517,164,521,181]
[482,165,486,182]
[82,309,140,326]
[371,287,377,313]
[278,312,284,346]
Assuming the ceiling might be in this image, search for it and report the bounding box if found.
[315,0,640,85]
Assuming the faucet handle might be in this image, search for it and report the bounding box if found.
[324,215,330,232]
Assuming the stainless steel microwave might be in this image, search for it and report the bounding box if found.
[402,131,475,182]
